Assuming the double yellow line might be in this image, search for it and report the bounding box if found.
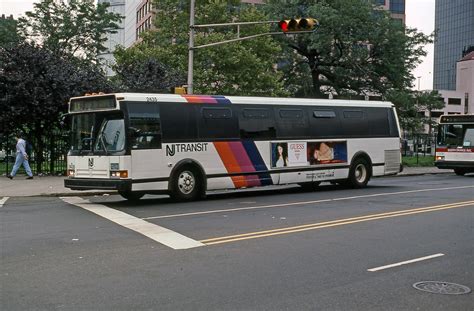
[200,200,474,246]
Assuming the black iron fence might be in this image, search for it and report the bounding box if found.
[401,133,437,157]
[1,130,69,176]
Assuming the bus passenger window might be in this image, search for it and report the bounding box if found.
[239,108,276,139]
[128,103,162,149]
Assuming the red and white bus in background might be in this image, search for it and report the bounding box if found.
[64,93,402,200]
[435,114,474,175]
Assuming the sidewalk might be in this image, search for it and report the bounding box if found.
[0,176,114,197]
[0,167,452,198]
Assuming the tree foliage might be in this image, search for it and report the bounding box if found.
[0,42,113,171]
[265,0,432,97]
[18,0,122,62]
[0,16,21,47]
[115,0,286,96]
[113,48,185,93]
[387,89,445,135]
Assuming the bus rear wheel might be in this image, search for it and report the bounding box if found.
[345,158,371,188]
[118,191,144,201]
[170,166,202,201]
[454,168,466,176]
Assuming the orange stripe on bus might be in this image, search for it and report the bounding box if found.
[213,142,248,188]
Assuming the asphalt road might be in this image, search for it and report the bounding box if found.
[1,174,473,310]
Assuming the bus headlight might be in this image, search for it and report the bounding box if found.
[110,170,128,178]
[436,155,445,161]
[68,169,75,177]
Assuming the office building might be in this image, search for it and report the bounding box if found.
[375,0,406,24]
[433,0,474,91]
[97,0,125,76]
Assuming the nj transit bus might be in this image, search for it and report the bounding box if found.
[64,93,402,200]
[435,114,474,175]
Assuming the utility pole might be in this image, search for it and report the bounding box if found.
[187,0,196,95]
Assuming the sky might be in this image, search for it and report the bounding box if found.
[1,0,435,90]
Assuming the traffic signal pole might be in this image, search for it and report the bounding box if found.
[186,0,318,94]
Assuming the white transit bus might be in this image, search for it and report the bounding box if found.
[435,114,474,175]
[64,93,402,200]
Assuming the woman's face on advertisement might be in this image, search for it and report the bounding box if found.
[278,145,283,155]
[320,143,330,153]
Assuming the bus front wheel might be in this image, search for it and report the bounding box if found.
[118,191,144,201]
[454,168,466,176]
[170,166,203,201]
[345,158,371,188]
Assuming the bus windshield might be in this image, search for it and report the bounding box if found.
[437,124,474,148]
[70,112,125,154]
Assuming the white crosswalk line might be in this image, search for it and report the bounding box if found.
[60,196,204,250]
[0,197,10,208]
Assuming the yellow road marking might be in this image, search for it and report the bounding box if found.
[200,200,474,245]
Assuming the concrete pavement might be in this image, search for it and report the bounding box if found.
[0,166,451,197]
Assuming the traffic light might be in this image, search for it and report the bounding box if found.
[278,18,319,32]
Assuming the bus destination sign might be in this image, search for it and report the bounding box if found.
[440,115,474,124]
[70,96,117,113]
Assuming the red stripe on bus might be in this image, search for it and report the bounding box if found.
[181,95,218,104]
[227,142,262,187]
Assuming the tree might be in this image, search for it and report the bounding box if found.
[414,90,445,138]
[386,89,445,137]
[265,0,432,97]
[0,15,21,47]
[18,0,122,62]
[113,49,186,93]
[116,0,286,96]
[0,42,113,173]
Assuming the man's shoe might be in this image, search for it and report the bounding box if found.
[7,175,13,179]
[26,176,33,180]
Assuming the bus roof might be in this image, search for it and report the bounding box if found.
[70,93,394,108]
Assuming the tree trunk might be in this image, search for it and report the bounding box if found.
[308,57,324,98]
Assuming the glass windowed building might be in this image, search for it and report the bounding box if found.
[374,0,406,24]
[433,0,474,90]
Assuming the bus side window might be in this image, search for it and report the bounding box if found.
[128,103,162,149]
[198,107,239,140]
[276,108,308,139]
[309,109,341,138]
[239,107,276,140]
[368,108,391,137]
[341,109,369,137]
[463,128,474,147]
[160,103,198,142]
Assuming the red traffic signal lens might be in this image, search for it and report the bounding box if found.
[278,20,289,32]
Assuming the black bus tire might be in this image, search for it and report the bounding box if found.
[345,157,371,189]
[118,191,144,201]
[454,168,466,176]
[169,166,203,201]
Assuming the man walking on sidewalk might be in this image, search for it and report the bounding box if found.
[7,132,33,180]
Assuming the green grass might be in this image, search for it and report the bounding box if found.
[402,155,435,167]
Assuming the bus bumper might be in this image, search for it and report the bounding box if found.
[64,178,132,191]
[435,161,474,170]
